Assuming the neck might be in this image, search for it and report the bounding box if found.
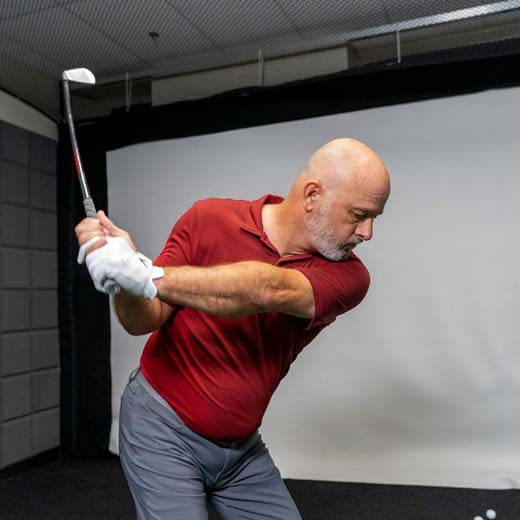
[262,202,310,257]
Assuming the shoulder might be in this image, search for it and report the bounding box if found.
[194,197,250,213]
[292,253,371,327]
[342,253,370,283]
[299,252,370,306]
[192,198,252,226]
[337,253,370,298]
[336,253,371,304]
[311,252,370,284]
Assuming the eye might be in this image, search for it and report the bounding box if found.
[352,212,366,222]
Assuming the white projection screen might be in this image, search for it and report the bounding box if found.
[107,87,520,489]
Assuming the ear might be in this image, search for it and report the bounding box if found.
[302,180,322,213]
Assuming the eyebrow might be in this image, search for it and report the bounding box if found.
[353,207,383,217]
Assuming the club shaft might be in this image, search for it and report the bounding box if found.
[62,79,96,218]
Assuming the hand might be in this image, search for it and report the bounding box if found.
[75,210,137,263]
[105,248,164,299]
[84,237,128,295]
[85,238,163,299]
[75,210,137,264]
[76,210,142,295]
[74,212,108,263]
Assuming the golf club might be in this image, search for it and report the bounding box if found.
[62,68,97,218]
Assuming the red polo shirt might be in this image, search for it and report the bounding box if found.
[140,194,370,441]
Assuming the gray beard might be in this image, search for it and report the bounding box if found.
[304,197,352,262]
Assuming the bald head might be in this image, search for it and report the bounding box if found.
[302,138,390,195]
[262,138,390,259]
[268,138,390,260]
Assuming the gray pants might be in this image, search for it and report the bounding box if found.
[119,369,302,520]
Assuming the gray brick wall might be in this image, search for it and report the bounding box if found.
[0,120,59,469]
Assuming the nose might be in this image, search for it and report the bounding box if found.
[355,218,374,241]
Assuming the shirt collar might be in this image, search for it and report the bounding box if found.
[240,194,314,262]
[240,194,283,237]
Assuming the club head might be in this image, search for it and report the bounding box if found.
[62,68,96,85]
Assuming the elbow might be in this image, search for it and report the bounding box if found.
[256,266,315,318]
[266,287,315,319]
[257,287,295,314]
[116,313,160,336]
[122,319,161,336]
[126,326,153,336]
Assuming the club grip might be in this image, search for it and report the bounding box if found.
[83,197,97,218]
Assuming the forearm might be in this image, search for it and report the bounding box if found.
[112,291,163,335]
[154,261,313,318]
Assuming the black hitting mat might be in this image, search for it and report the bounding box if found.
[0,458,518,519]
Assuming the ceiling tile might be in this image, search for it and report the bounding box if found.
[0,5,146,79]
[172,0,303,50]
[0,1,56,21]
[0,32,62,77]
[0,45,58,117]
[64,0,218,66]
[277,0,389,38]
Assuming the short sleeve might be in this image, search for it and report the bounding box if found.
[153,202,198,268]
[293,255,370,329]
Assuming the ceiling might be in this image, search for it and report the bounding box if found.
[1,0,520,122]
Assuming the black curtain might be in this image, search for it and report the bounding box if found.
[58,127,111,456]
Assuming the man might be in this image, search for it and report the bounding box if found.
[75,138,390,519]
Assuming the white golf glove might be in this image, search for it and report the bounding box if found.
[78,236,164,299]
[77,236,120,294]
[106,246,164,299]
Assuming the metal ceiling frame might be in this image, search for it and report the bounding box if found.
[340,0,520,42]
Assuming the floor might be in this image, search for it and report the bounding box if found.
[1,457,518,519]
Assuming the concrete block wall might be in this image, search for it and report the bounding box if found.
[0,120,59,468]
